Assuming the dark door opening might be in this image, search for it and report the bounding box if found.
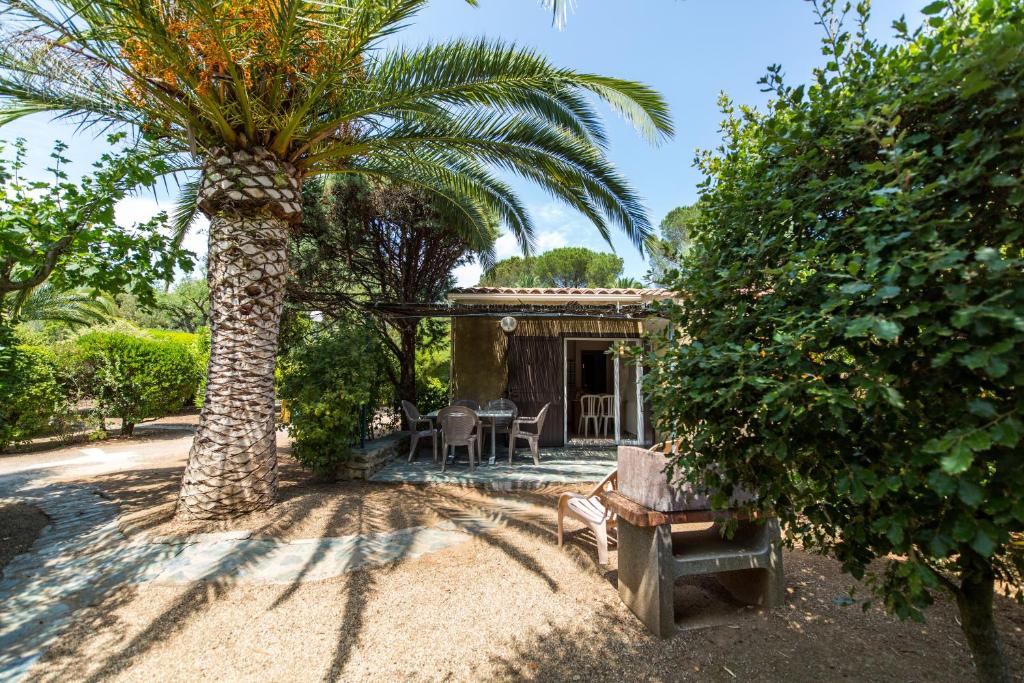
[580,350,609,394]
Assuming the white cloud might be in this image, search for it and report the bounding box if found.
[494,231,521,260]
[534,202,573,225]
[535,230,568,251]
[114,196,163,226]
[453,262,483,287]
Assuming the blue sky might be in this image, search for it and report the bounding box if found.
[2,0,926,285]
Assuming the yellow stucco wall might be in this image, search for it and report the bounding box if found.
[450,316,644,404]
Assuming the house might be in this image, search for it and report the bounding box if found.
[378,287,670,447]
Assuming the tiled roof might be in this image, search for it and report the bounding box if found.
[449,286,671,296]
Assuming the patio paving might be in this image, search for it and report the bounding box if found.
[369,445,617,488]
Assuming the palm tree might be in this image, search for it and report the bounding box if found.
[3,284,114,328]
[614,276,643,289]
[0,0,672,519]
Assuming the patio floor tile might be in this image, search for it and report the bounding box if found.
[369,446,617,487]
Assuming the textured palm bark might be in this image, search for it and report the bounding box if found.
[177,148,301,519]
[177,212,289,518]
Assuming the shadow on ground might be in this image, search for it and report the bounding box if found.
[9,455,1023,683]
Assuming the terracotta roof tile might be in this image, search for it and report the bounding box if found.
[449,286,671,296]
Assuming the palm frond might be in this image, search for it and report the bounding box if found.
[0,0,673,256]
[7,284,114,327]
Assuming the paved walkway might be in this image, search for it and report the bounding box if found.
[370,446,616,487]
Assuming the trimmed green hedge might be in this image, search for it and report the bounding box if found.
[74,330,200,435]
[192,325,211,409]
[0,326,75,450]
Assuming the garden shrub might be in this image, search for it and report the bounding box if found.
[643,2,1023,680]
[192,325,211,409]
[415,342,450,413]
[74,330,200,435]
[143,328,197,345]
[278,323,390,476]
[0,325,74,450]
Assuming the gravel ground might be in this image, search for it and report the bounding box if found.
[15,451,1021,683]
[0,502,49,572]
[2,431,1020,682]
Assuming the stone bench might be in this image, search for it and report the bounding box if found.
[606,446,785,637]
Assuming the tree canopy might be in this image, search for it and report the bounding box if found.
[0,137,191,316]
[646,204,698,286]
[289,176,491,403]
[643,2,1023,680]
[480,246,625,288]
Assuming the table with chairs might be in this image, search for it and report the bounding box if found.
[401,397,551,469]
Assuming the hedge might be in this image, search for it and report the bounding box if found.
[0,327,75,450]
[74,330,201,435]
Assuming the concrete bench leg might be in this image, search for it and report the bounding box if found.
[617,520,676,638]
[714,518,785,608]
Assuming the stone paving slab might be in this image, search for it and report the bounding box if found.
[136,521,483,585]
[370,446,617,487]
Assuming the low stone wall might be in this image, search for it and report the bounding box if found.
[335,432,410,480]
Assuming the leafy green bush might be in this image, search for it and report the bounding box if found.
[144,328,196,345]
[644,3,1022,680]
[278,323,389,476]
[192,325,211,409]
[0,325,74,450]
[415,342,450,413]
[74,330,200,435]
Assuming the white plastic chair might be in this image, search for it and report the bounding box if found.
[557,469,617,565]
[599,394,616,437]
[509,403,551,465]
[578,394,601,437]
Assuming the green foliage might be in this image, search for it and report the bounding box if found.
[646,204,699,286]
[5,284,114,334]
[115,277,209,333]
[416,340,450,413]
[614,276,643,289]
[481,247,625,288]
[645,0,1024,631]
[74,330,200,434]
[479,256,538,287]
[0,136,192,307]
[192,326,211,409]
[278,323,391,475]
[292,176,487,405]
[144,328,197,345]
[0,324,74,450]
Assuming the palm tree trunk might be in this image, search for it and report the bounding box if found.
[177,148,301,520]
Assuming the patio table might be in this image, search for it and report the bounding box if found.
[425,408,514,462]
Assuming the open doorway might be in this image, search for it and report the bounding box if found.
[563,338,644,445]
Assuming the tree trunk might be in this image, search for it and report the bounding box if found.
[398,323,417,406]
[177,148,301,520]
[956,556,1012,683]
[120,420,134,436]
